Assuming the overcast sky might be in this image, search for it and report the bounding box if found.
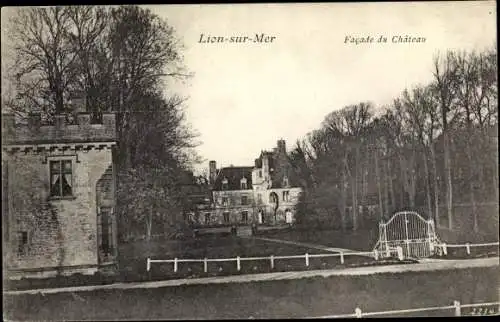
[146,2,496,174]
[2,3,496,175]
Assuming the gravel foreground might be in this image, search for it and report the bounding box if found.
[3,261,498,320]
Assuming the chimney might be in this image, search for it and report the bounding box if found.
[277,139,286,154]
[2,114,15,130]
[27,113,41,131]
[102,113,116,127]
[209,160,217,185]
[1,114,15,137]
[262,154,269,178]
[69,93,87,114]
[77,112,91,126]
[54,114,66,129]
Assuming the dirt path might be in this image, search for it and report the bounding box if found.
[5,257,498,296]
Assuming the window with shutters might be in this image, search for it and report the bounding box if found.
[50,160,73,198]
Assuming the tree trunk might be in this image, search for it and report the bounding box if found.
[443,132,454,230]
[409,151,416,209]
[340,162,347,231]
[383,158,389,216]
[146,208,153,242]
[387,159,395,214]
[422,148,433,220]
[430,144,440,227]
[491,137,499,203]
[465,134,478,232]
[352,147,360,231]
[375,148,384,220]
[398,154,407,208]
[350,173,357,230]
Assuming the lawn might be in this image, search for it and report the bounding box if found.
[257,226,380,251]
[257,226,499,258]
[8,234,412,291]
[4,267,498,320]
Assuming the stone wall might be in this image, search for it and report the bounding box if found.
[2,113,116,145]
[4,146,114,275]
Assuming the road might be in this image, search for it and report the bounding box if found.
[5,256,498,296]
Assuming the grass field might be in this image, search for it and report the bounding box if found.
[4,267,498,320]
[257,227,380,251]
[258,227,499,258]
[7,226,496,291]
[8,234,411,291]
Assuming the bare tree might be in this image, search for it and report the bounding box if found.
[66,6,110,117]
[401,85,439,220]
[8,7,78,118]
[432,51,460,230]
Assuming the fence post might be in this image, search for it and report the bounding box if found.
[443,243,448,256]
[454,300,461,316]
[340,252,344,264]
[236,256,241,271]
[147,257,151,272]
[374,249,379,261]
[305,253,309,267]
[466,243,471,255]
[204,258,208,273]
[397,246,404,261]
[174,258,178,273]
[355,307,362,318]
[270,255,275,269]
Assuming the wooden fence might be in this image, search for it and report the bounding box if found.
[146,248,404,272]
[437,241,499,256]
[146,241,498,273]
[310,300,500,318]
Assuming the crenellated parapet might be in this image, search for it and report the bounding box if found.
[2,113,117,147]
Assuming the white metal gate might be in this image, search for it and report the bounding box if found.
[374,211,440,259]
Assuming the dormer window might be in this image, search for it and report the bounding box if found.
[222,178,228,190]
[240,177,247,190]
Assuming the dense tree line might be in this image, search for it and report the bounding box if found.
[290,47,498,235]
[4,6,199,241]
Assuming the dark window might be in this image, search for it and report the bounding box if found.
[100,210,111,255]
[222,197,229,206]
[223,212,230,223]
[205,213,211,224]
[241,211,248,223]
[258,170,262,178]
[283,191,290,202]
[50,160,73,197]
[241,195,248,205]
[269,193,276,203]
[17,231,28,255]
[257,193,262,204]
[241,182,247,190]
[222,179,228,190]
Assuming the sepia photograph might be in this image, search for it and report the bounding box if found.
[1,1,498,320]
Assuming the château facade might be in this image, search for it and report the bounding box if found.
[208,139,302,226]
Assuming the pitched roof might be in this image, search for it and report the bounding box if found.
[213,166,253,191]
[254,151,275,169]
